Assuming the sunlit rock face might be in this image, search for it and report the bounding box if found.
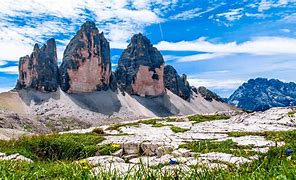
[115,33,165,97]
[163,65,191,100]
[59,21,111,93]
[16,38,59,92]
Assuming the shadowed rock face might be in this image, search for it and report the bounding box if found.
[16,38,59,92]
[59,21,111,93]
[228,78,296,111]
[115,33,165,97]
[164,65,191,100]
[194,86,224,102]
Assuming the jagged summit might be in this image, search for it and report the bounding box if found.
[80,21,97,30]
[59,21,111,93]
[115,33,165,97]
[16,38,58,92]
[164,65,191,100]
[228,78,296,111]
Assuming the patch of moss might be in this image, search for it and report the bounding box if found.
[288,111,296,117]
[188,114,231,123]
[170,126,190,133]
[179,140,256,158]
[105,122,140,131]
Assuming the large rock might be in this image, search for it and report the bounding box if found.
[115,33,165,97]
[164,65,191,100]
[59,21,111,93]
[16,38,59,92]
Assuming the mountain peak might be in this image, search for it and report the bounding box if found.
[80,21,97,30]
[228,78,296,111]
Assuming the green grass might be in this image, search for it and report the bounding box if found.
[227,131,290,142]
[288,111,296,117]
[106,118,170,131]
[179,139,256,158]
[97,143,121,155]
[170,126,190,133]
[105,122,140,131]
[0,133,105,161]
[188,114,231,123]
[0,130,296,179]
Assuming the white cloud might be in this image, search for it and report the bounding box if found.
[188,78,243,89]
[258,0,273,12]
[164,53,231,62]
[0,60,7,66]
[217,8,244,21]
[0,66,18,74]
[0,0,176,61]
[170,6,220,21]
[170,8,201,20]
[281,28,291,33]
[156,36,296,56]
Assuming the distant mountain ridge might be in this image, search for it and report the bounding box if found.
[228,78,296,111]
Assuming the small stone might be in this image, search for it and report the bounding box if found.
[112,149,124,157]
[156,146,174,157]
[122,154,139,161]
[123,142,141,155]
[0,153,33,163]
[172,148,193,157]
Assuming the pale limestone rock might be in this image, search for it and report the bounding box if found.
[156,146,174,157]
[112,149,123,157]
[198,152,251,165]
[172,148,193,157]
[0,153,33,163]
[83,156,124,167]
[123,142,141,155]
[93,162,140,175]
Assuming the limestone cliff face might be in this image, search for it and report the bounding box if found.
[115,33,165,97]
[59,21,111,93]
[16,38,59,92]
[164,65,191,100]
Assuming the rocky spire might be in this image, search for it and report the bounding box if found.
[115,33,165,97]
[164,65,191,100]
[16,38,59,92]
[59,21,111,93]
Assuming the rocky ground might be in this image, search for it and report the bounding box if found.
[56,107,295,174]
[0,107,295,176]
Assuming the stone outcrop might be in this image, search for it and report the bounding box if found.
[59,21,111,93]
[164,65,191,100]
[16,38,59,92]
[115,33,165,97]
[194,86,224,102]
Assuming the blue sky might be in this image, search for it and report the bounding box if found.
[0,0,296,97]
